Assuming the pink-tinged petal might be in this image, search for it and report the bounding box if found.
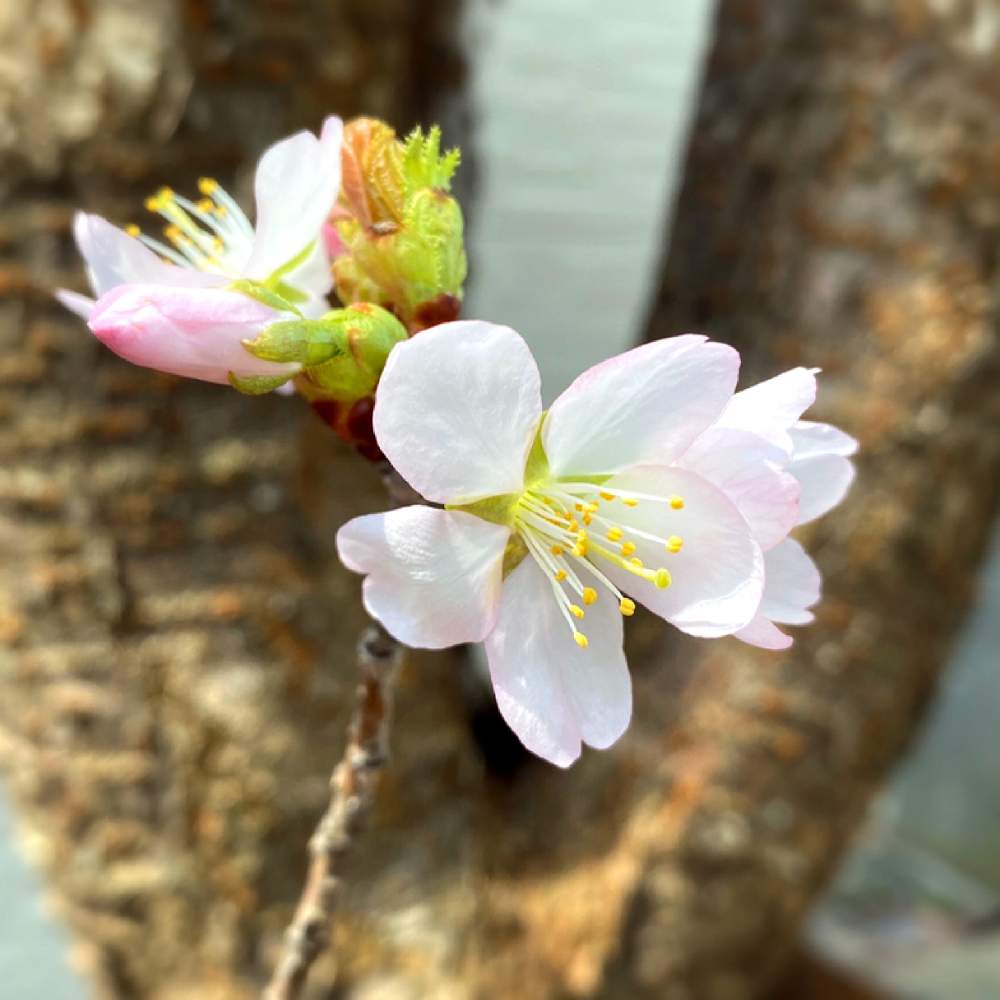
[245,116,343,280]
[789,420,859,459]
[55,289,95,319]
[374,321,543,504]
[484,557,631,767]
[543,335,740,478]
[719,367,817,451]
[758,538,820,624]
[88,284,299,384]
[600,467,764,637]
[679,427,800,551]
[792,454,856,524]
[734,615,793,650]
[72,213,224,296]
[336,507,508,649]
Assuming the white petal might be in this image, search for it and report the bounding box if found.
[72,213,224,295]
[789,420,858,459]
[373,321,542,504]
[600,467,764,637]
[718,367,817,450]
[679,427,800,550]
[55,289,95,319]
[792,454,856,524]
[758,538,820,624]
[245,117,343,280]
[484,557,631,767]
[543,335,740,478]
[336,506,508,649]
[734,615,793,650]
[283,238,335,316]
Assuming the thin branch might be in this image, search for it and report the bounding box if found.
[263,459,418,999]
[263,623,404,1000]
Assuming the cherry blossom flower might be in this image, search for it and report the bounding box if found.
[56,116,343,385]
[337,321,778,766]
[679,368,858,649]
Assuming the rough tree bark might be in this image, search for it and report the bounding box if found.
[0,2,468,998]
[3,2,999,1000]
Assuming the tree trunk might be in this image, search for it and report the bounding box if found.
[0,2,467,998]
[4,2,1000,999]
[612,1,1000,996]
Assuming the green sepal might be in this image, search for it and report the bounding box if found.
[229,278,303,317]
[500,534,528,580]
[523,417,551,487]
[448,494,517,527]
[242,319,349,366]
[227,371,296,395]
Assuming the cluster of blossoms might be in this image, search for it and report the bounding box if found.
[58,115,856,768]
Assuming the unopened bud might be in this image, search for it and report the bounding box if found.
[332,119,466,332]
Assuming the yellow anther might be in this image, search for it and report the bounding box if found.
[621,541,637,557]
[157,186,174,202]
[606,527,623,542]
[196,198,215,214]
[574,631,589,649]
[622,497,639,507]
[630,557,644,568]
[600,492,616,502]
[551,545,564,556]
[654,568,672,589]
[666,535,684,554]
[619,598,636,617]
[215,204,228,217]
[582,587,598,605]
[554,569,567,582]
[569,604,585,619]
[574,503,584,512]
[573,541,588,558]
[125,223,141,237]
[669,495,685,510]
[583,502,599,513]
[583,513,593,526]
[144,195,161,212]
[198,177,219,194]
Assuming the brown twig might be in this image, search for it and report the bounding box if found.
[263,623,404,1000]
[263,460,417,999]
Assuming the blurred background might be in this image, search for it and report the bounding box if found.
[1,1,998,998]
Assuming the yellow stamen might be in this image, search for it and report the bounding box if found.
[573,540,588,558]
[654,568,672,589]
[574,631,589,648]
[619,598,636,617]
[196,198,215,214]
[583,513,593,525]
[125,223,140,237]
[621,542,637,557]
[630,557,644,568]
[551,545,564,556]
[569,604,585,619]
[606,527,623,542]
[554,569,567,582]
[666,535,684,554]
[198,177,219,195]
[582,587,598,605]
[669,495,685,510]
[144,195,161,213]
[600,492,615,501]
[622,497,639,507]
